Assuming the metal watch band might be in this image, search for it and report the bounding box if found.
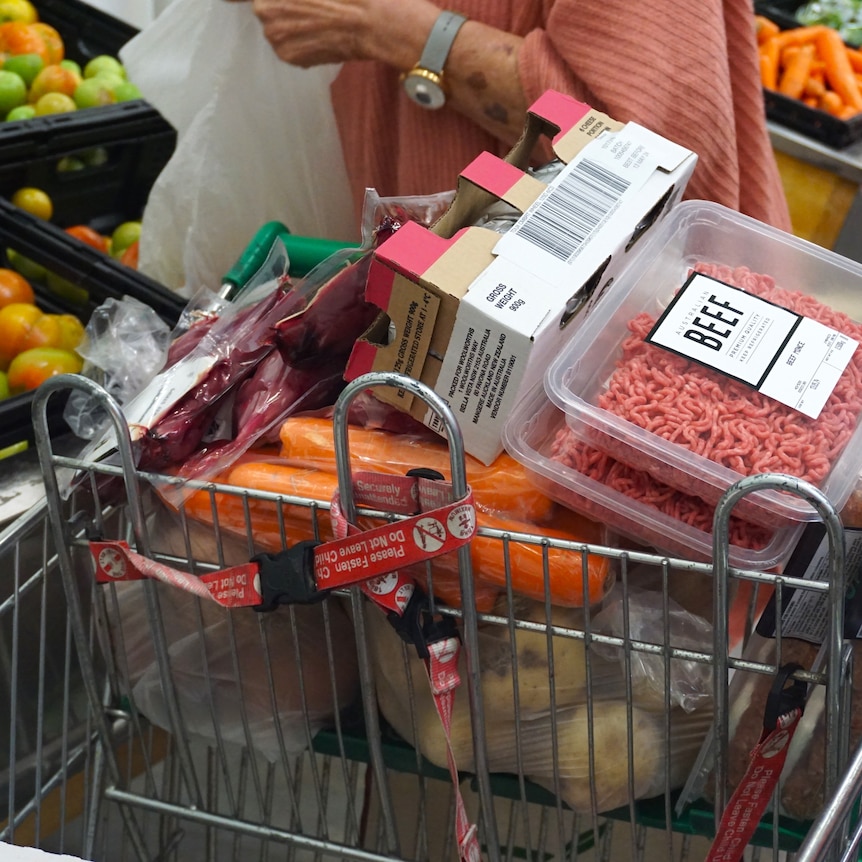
[417,10,467,75]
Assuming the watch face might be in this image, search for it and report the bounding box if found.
[403,71,446,110]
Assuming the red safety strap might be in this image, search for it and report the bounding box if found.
[329,472,482,862]
[89,468,481,861]
[705,664,807,862]
[89,470,476,606]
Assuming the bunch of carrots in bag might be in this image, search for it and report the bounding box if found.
[756,14,862,118]
[163,414,614,613]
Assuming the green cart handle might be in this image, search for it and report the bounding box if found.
[221,221,358,294]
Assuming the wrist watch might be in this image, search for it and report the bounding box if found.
[401,10,468,110]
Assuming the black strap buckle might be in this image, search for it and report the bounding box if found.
[387,587,460,660]
[763,662,807,731]
[252,540,327,610]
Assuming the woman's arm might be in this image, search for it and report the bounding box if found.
[251,0,528,144]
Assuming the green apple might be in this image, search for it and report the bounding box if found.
[113,81,142,102]
[0,69,27,116]
[5,103,35,121]
[109,221,142,258]
[3,52,43,88]
[59,59,82,77]
[56,155,86,172]
[73,77,115,109]
[83,55,126,81]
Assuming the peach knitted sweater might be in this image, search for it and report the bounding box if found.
[330,0,792,231]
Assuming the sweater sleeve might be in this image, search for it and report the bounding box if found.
[516,0,792,231]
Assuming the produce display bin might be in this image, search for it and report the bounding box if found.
[754,1,862,147]
[0,200,184,453]
[34,0,139,62]
[0,99,176,232]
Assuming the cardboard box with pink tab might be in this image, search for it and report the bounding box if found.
[346,90,698,464]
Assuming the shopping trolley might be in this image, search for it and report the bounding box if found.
[2,368,857,861]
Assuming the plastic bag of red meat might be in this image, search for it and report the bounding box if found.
[545,200,862,528]
[63,191,454,502]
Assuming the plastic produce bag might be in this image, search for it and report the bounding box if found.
[365,596,711,815]
[104,495,360,761]
[63,296,172,439]
[119,0,357,294]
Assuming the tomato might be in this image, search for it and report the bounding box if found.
[0,301,41,369]
[65,224,110,253]
[54,313,84,350]
[0,266,34,307]
[119,238,139,269]
[7,346,82,393]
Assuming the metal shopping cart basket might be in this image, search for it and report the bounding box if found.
[3,368,858,861]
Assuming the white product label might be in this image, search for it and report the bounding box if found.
[492,123,661,284]
[647,272,857,419]
[84,352,216,465]
[762,526,862,643]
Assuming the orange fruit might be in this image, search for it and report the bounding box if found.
[7,346,83,394]
[0,300,42,369]
[0,22,47,64]
[19,311,64,350]
[54,313,84,351]
[0,267,34,307]
[65,224,110,253]
[119,239,139,269]
[28,62,80,101]
[29,23,62,65]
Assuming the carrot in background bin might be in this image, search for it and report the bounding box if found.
[779,43,816,98]
[817,27,862,111]
[279,416,555,524]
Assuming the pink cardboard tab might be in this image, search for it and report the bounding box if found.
[461,152,525,198]
[528,90,592,141]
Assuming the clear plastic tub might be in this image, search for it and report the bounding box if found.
[502,384,805,570]
[544,200,862,524]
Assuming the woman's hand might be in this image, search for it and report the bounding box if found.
[250,0,440,68]
[250,0,529,145]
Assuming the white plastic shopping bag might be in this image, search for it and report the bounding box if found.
[120,0,357,293]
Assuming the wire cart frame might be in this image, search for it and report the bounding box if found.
[1,369,858,861]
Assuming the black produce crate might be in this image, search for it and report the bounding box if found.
[764,88,862,148]
[34,0,139,66]
[0,100,176,230]
[0,200,185,452]
[754,0,804,31]
[754,3,862,148]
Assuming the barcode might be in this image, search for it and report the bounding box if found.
[513,158,630,261]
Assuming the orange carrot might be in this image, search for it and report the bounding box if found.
[755,14,780,44]
[804,75,826,99]
[278,416,555,524]
[760,51,778,90]
[760,35,780,71]
[180,456,611,609]
[819,89,846,117]
[773,25,829,51]
[848,48,862,74]
[779,43,816,98]
[176,461,339,549]
[816,27,862,111]
[428,509,612,608]
[840,103,862,119]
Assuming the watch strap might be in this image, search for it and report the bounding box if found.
[418,11,467,75]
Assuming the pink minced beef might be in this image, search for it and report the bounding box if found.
[551,262,862,549]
